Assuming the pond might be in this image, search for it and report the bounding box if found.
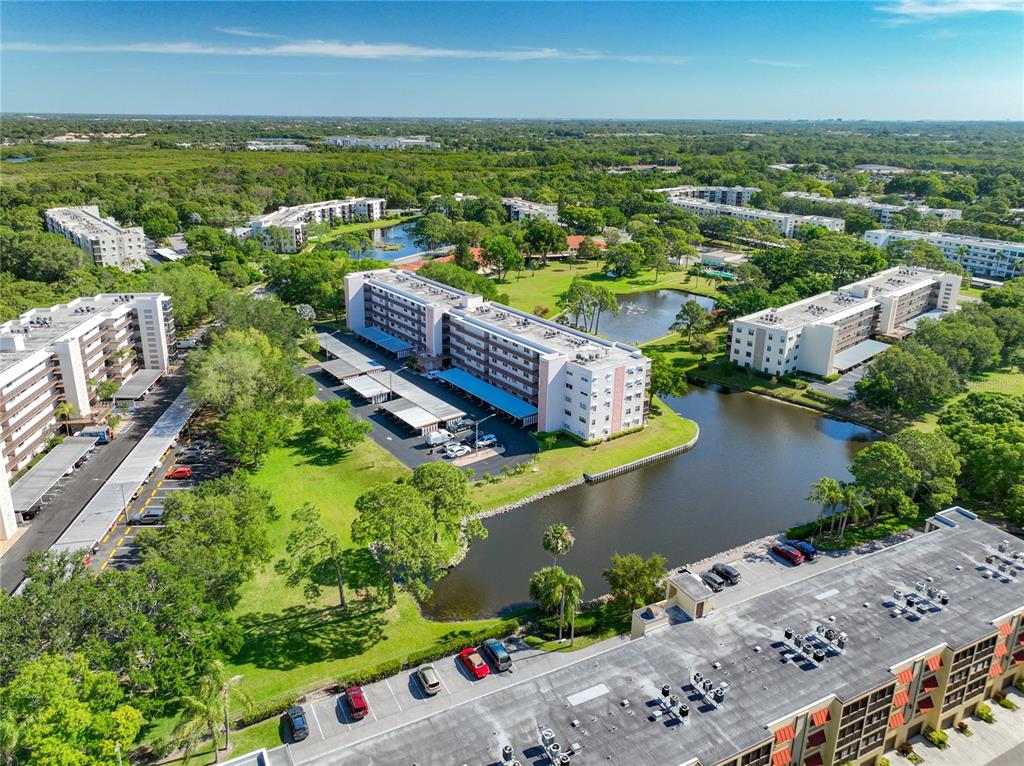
[598,289,716,345]
[423,385,878,620]
[364,221,423,261]
[3,156,35,164]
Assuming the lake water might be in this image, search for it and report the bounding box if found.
[424,385,878,620]
[599,290,716,345]
[3,156,35,164]
[365,222,421,261]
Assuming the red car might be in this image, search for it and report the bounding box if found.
[458,647,490,680]
[344,685,369,720]
[771,543,805,565]
[166,466,193,480]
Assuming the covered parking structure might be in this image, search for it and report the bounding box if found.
[10,435,99,519]
[354,326,413,359]
[378,399,443,433]
[344,369,465,434]
[316,333,384,382]
[344,375,391,404]
[113,368,163,407]
[833,339,891,373]
[367,371,464,426]
[433,367,538,427]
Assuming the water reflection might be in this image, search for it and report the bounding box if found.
[600,290,716,345]
[424,385,878,620]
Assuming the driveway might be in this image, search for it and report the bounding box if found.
[306,331,538,475]
[807,364,870,401]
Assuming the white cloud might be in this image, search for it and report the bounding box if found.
[748,58,811,69]
[877,0,1024,20]
[1,39,686,65]
[215,27,285,39]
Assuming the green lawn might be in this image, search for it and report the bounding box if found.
[915,367,1024,432]
[223,430,507,707]
[498,260,722,315]
[302,214,419,251]
[469,402,698,510]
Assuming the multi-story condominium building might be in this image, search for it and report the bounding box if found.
[501,197,560,223]
[781,192,963,226]
[655,185,761,206]
[0,293,173,477]
[728,266,960,377]
[250,198,387,253]
[45,206,147,271]
[325,135,439,149]
[344,269,651,441]
[315,507,1024,766]
[852,163,913,175]
[864,230,1024,281]
[668,198,845,238]
[245,140,309,152]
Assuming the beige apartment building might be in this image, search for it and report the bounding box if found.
[44,205,147,271]
[250,198,387,253]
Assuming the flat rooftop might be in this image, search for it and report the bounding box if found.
[0,293,162,375]
[46,206,138,237]
[871,230,1024,250]
[254,198,385,227]
[501,197,558,213]
[736,267,948,331]
[363,269,473,310]
[313,509,1024,766]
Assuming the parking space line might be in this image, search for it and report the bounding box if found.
[383,678,402,713]
[308,702,325,741]
[438,674,452,697]
[99,561,109,571]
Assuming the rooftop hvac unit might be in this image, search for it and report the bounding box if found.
[661,684,671,698]
[540,729,555,747]
[502,745,515,763]
[679,704,689,719]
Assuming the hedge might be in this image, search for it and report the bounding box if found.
[339,658,403,688]
[803,389,850,407]
[236,695,298,728]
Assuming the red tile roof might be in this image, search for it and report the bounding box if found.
[896,668,914,685]
[772,747,792,766]
[995,642,1008,658]
[926,654,943,672]
[889,711,905,729]
[892,689,910,708]
[989,661,1003,678]
[565,235,606,250]
[810,707,831,727]
[775,724,796,744]
[999,622,1013,636]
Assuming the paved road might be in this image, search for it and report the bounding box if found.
[308,330,538,475]
[0,369,188,592]
[988,742,1024,766]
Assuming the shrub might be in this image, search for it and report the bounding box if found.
[998,697,1017,710]
[804,389,850,407]
[1017,677,1024,693]
[976,702,995,723]
[403,621,518,669]
[236,695,297,728]
[340,658,403,688]
[924,727,948,749]
[878,758,890,766]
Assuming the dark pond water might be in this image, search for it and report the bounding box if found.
[424,385,878,620]
[365,222,422,261]
[3,156,35,163]
[599,290,716,345]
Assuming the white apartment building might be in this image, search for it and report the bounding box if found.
[668,198,845,237]
[728,266,960,377]
[45,206,147,271]
[864,230,1024,280]
[325,135,439,150]
[655,185,761,206]
[246,141,310,152]
[781,192,963,226]
[344,269,651,441]
[0,293,174,477]
[250,198,387,253]
[501,197,560,223]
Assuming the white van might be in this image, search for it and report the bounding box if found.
[424,429,454,447]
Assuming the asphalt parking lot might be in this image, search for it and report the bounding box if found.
[90,432,236,572]
[307,332,538,475]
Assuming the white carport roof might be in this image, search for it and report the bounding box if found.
[10,435,99,513]
[114,368,163,401]
[833,339,891,372]
[345,375,391,400]
[379,399,440,430]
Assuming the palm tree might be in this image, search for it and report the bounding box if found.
[529,565,581,642]
[807,477,843,536]
[174,675,221,764]
[209,661,255,757]
[837,482,872,542]
[542,523,574,565]
[562,573,585,646]
[54,401,78,435]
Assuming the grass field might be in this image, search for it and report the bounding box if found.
[498,260,723,315]
[302,215,418,251]
[915,367,1024,432]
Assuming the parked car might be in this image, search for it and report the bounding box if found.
[166,466,193,480]
[416,664,442,696]
[789,540,817,561]
[458,647,490,679]
[711,562,742,585]
[135,508,165,525]
[771,543,806,565]
[700,570,726,592]
[285,706,309,742]
[470,434,497,449]
[480,638,512,672]
[176,451,204,465]
[445,443,471,459]
[343,685,369,720]
[424,429,454,447]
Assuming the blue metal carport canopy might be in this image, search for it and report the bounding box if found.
[354,326,413,354]
[434,368,538,420]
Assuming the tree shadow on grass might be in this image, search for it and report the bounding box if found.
[284,430,355,468]
[234,600,387,672]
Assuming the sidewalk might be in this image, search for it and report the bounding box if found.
[903,688,1024,766]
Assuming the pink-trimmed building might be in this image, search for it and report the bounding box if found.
[344,269,651,440]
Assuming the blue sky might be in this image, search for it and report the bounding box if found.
[1,1,1022,119]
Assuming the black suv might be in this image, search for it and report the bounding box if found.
[700,570,726,592]
[286,706,309,742]
[712,562,741,585]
